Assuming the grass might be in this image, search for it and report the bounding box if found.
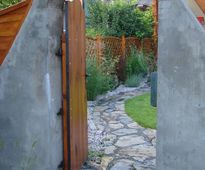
[125,93,157,129]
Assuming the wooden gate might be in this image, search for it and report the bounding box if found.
[62,0,88,169]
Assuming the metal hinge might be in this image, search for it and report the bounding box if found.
[57,160,64,169]
[57,108,63,116]
[56,47,62,57]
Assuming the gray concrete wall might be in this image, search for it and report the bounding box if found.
[157,0,205,170]
[0,0,64,169]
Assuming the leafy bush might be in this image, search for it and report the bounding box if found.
[0,0,21,9]
[125,47,148,78]
[86,52,118,100]
[125,74,143,87]
[87,0,153,38]
[146,52,157,73]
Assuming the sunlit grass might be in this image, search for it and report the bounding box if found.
[125,93,157,129]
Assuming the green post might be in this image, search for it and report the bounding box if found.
[151,72,157,107]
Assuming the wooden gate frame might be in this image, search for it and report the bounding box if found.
[62,0,88,169]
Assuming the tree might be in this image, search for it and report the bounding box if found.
[87,0,153,38]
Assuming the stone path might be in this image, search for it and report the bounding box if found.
[82,82,156,170]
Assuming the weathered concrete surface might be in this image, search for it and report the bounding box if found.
[0,0,64,169]
[157,0,205,170]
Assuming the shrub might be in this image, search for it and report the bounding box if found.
[125,74,143,87]
[86,52,118,100]
[125,47,148,78]
[87,0,153,38]
[146,52,157,73]
[0,0,21,9]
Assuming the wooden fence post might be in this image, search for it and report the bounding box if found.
[120,35,126,81]
[152,0,158,63]
[122,35,126,58]
[96,36,102,64]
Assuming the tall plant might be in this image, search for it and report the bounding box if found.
[86,52,118,101]
[125,47,148,78]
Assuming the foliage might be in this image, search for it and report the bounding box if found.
[101,48,119,77]
[87,0,153,38]
[125,47,148,78]
[0,0,21,9]
[86,52,118,101]
[146,52,157,73]
[88,150,104,160]
[125,74,143,87]
[86,28,105,37]
[125,93,157,129]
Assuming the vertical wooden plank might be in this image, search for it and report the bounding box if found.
[62,34,69,170]
[152,0,158,62]
[63,0,88,169]
[120,35,126,81]
[121,35,126,58]
[96,36,102,64]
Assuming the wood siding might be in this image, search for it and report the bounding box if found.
[0,0,32,65]
[195,0,205,13]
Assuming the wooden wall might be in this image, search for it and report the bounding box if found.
[0,0,32,65]
[195,0,205,13]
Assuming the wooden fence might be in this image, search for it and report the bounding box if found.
[86,36,156,80]
[86,36,155,62]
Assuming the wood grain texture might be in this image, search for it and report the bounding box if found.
[152,0,158,62]
[195,0,205,13]
[62,0,88,169]
[0,0,32,65]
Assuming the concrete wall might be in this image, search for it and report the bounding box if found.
[157,0,205,169]
[0,0,64,169]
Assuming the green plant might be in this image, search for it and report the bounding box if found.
[87,0,153,38]
[125,74,143,87]
[88,150,104,160]
[0,0,21,9]
[145,52,157,73]
[125,47,148,78]
[86,53,118,101]
[125,93,157,129]
[87,0,109,36]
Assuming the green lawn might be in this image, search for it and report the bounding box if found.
[125,93,157,129]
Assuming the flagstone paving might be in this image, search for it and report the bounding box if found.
[82,82,156,170]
